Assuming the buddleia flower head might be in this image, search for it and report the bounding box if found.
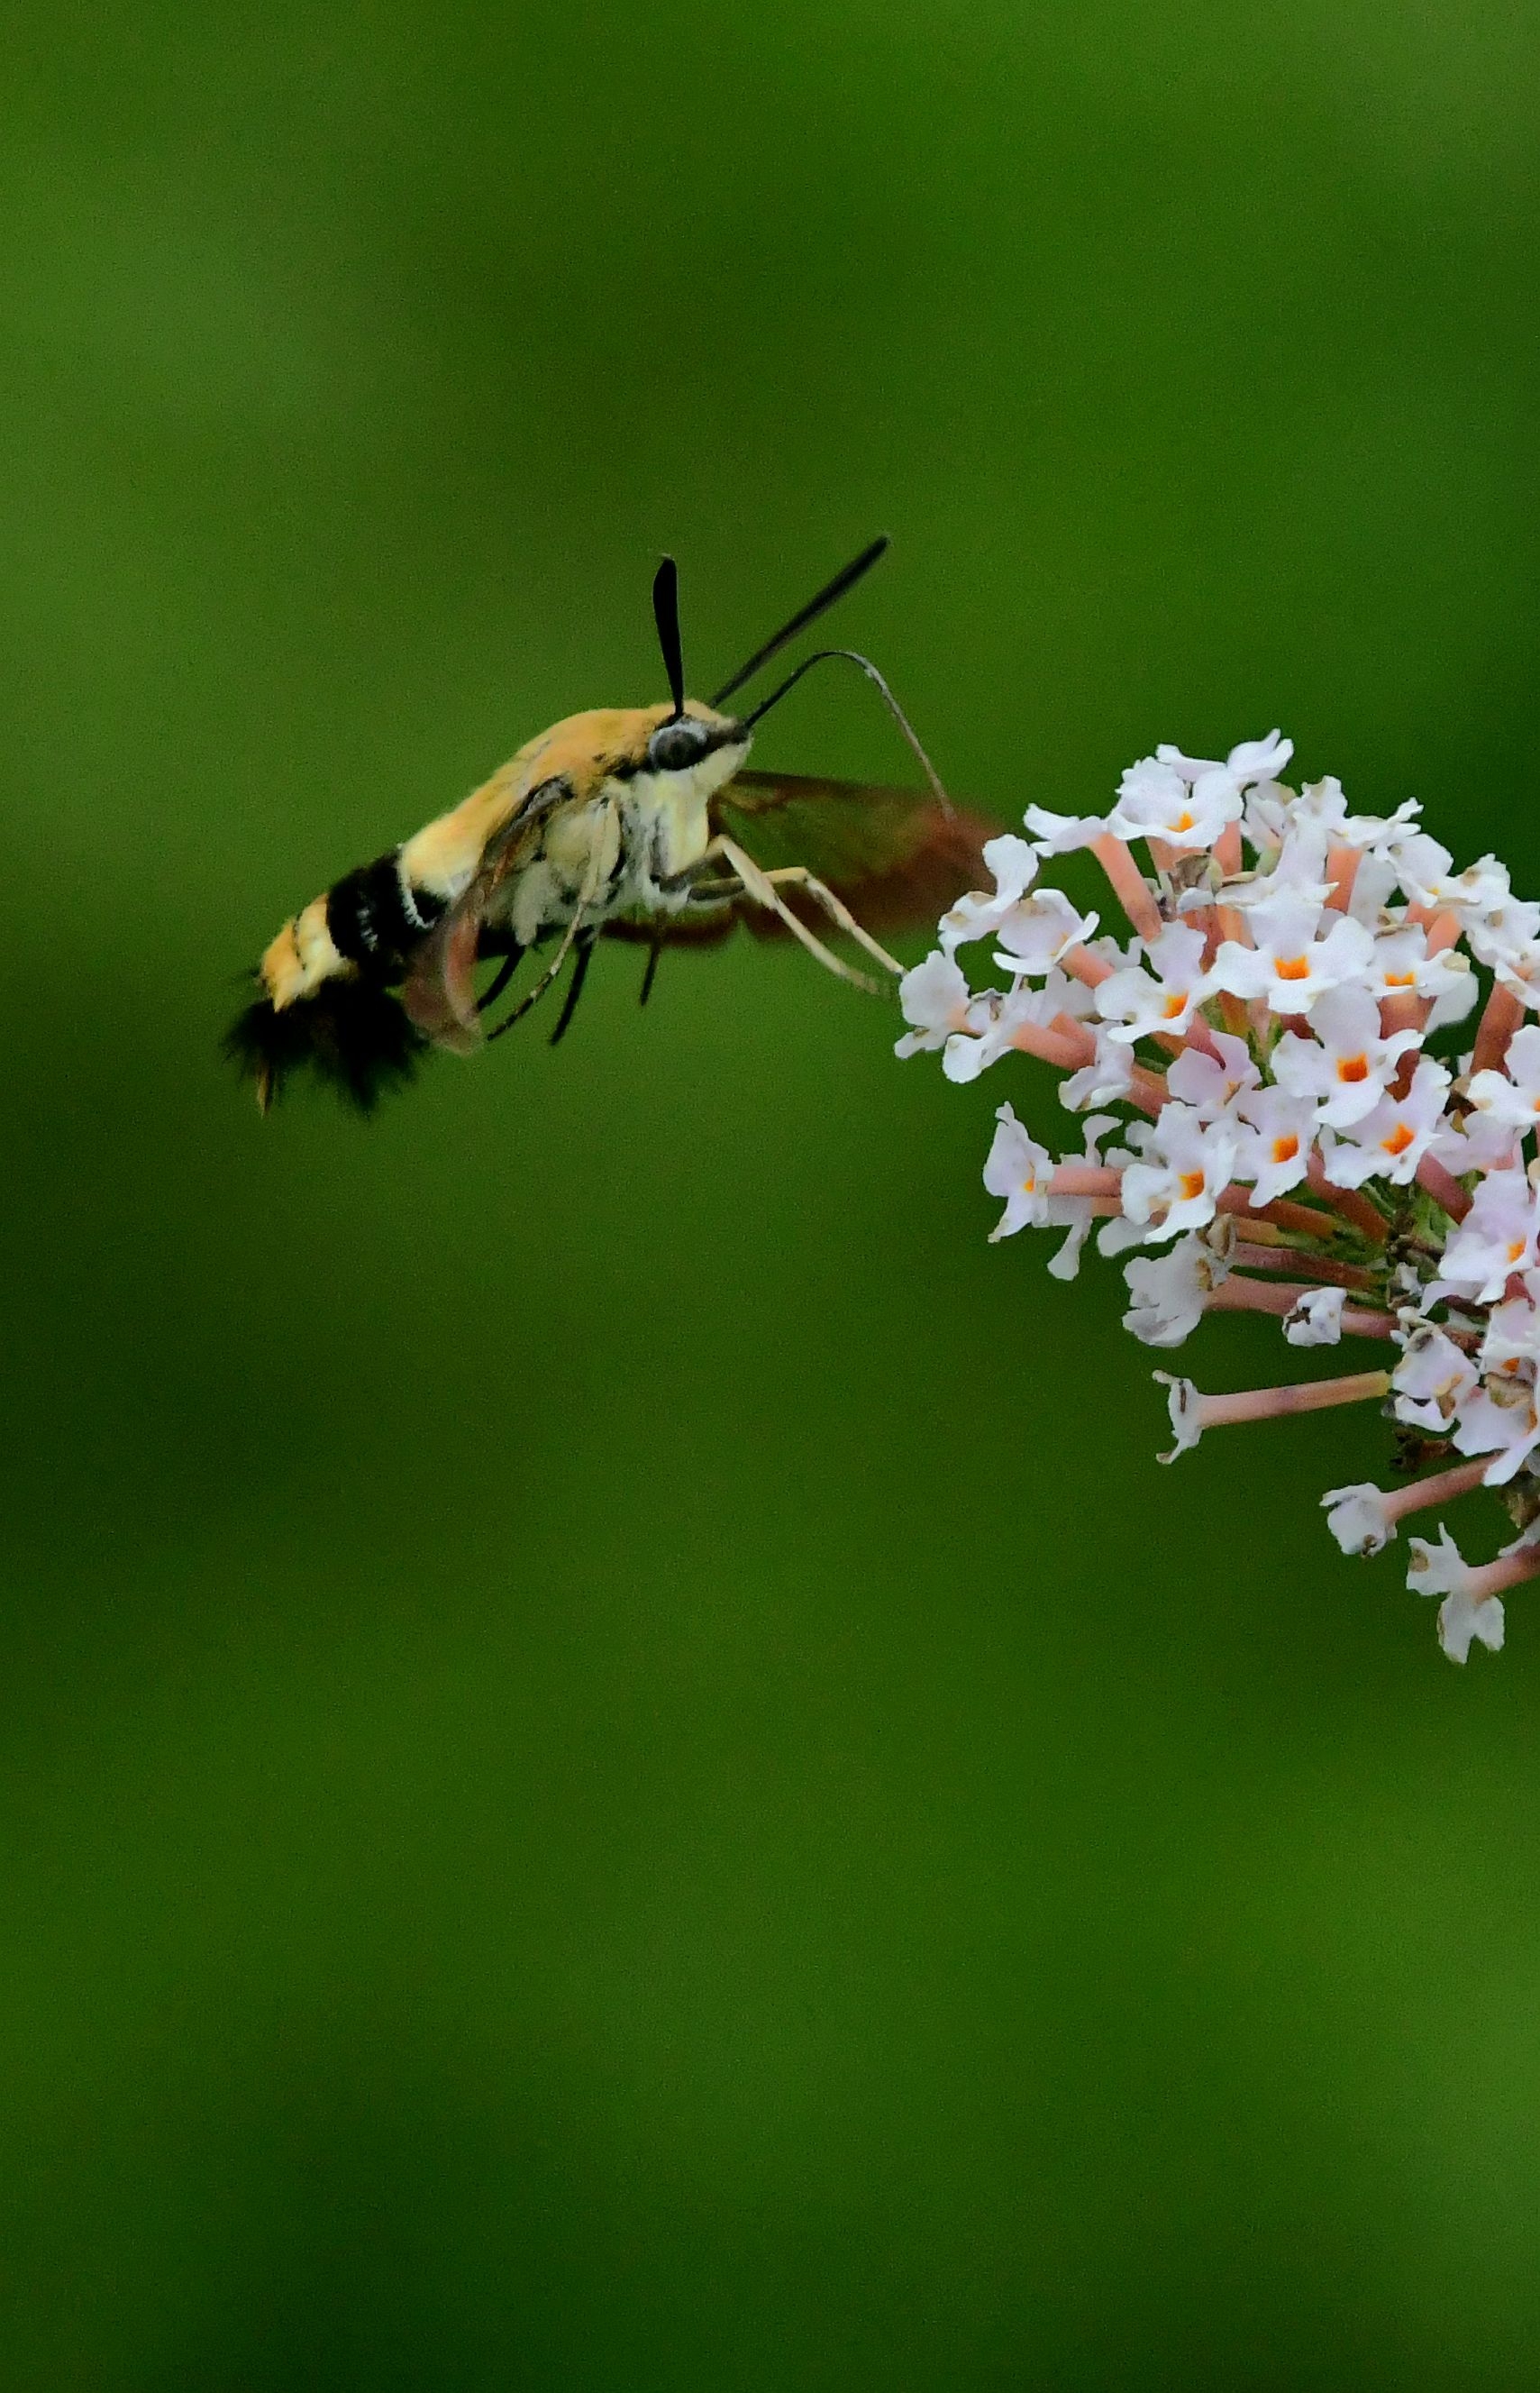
[900,734,1540,1663]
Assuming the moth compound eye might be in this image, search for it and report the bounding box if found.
[647,719,710,773]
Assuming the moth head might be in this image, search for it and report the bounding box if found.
[643,701,749,778]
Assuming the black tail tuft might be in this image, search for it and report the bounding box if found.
[225,979,429,1116]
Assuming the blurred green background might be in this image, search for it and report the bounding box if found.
[3,2,1539,2384]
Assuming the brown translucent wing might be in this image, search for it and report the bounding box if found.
[708,768,999,936]
[403,794,557,1053]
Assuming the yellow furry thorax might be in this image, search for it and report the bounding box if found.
[259,698,746,1010]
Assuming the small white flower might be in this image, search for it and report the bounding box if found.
[1165,1031,1260,1119]
[1095,921,1215,1045]
[1342,852,1408,929]
[1464,1024,1540,1131]
[1450,1367,1540,1485]
[1231,1084,1321,1204]
[1342,795,1422,856]
[1481,1274,1540,1373]
[1036,962,1102,1022]
[1437,1167,1539,1303]
[1438,1585,1508,1663]
[929,982,1019,1084]
[1042,1115,1125,1282]
[1059,1028,1135,1112]
[1406,1527,1506,1663]
[1271,985,1422,1128]
[1430,1106,1517,1176]
[1107,755,1240,851]
[1157,730,1294,788]
[1119,1105,1239,1243]
[1285,1287,1345,1346]
[1211,893,1375,1017]
[1391,1325,1480,1431]
[1463,894,1540,973]
[1241,783,1411,906]
[1427,966,1481,1033]
[1122,1226,1233,1348]
[1153,1372,1202,1461]
[1492,940,1540,1010]
[1081,932,1143,975]
[1392,836,1512,922]
[894,951,990,1060]
[1226,838,1336,916]
[1243,790,1305,864]
[1407,1524,1466,1596]
[982,1103,1054,1240]
[936,1015,1003,1084]
[937,836,1041,954]
[1235,774,1360,889]
[1266,772,1350,839]
[1362,927,1472,1009]
[1323,1483,1396,1557]
[1021,803,1111,856]
[936,968,1094,1085]
[991,887,1099,977]
[1226,731,1297,784]
[1317,1058,1452,1189]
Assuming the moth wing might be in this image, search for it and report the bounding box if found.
[403,783,563,1052]
[709,769,999,935]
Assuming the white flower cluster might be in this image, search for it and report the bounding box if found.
[899,732,1540,1663]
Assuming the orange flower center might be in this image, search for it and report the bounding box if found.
[1173,809,1195,833]
[1383,971,1417,988]
[1162,993,1187,1019]
[1381,1122,1415,1156]
[1337,1055,1370,1083]
[1179,1171,1206,1201]
[1275,954,1311,982]
[1271,1134,1299,1164]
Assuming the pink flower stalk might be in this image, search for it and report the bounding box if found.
[1091,833,1162,942]
[1205,1276,1396,1340]
[1229,1240,1377,1292]
[1472,982,1524,1079]
[1324,845,1360,913]
[1322,1460,1492,1557]
[1155,1368,1391,1463]
[1304,1152,1387,1245]
[1416,1154,1473,1223]
[902,726,1540,1661]
[1404,1528,1540,1662]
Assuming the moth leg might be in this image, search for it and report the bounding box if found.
[704,835,879,995]
[476,945,524,1013]
[548,927,597,1046]
[488,800,615,1044]
[757,865,904,979]
[488,911,585,1042]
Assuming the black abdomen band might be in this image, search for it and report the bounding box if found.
[326,850,445,974]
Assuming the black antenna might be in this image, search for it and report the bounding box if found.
[652,556,686,720]
[741,646,953,817]
[710,535,889,709]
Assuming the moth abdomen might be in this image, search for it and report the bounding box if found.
[224,975,426,1116]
